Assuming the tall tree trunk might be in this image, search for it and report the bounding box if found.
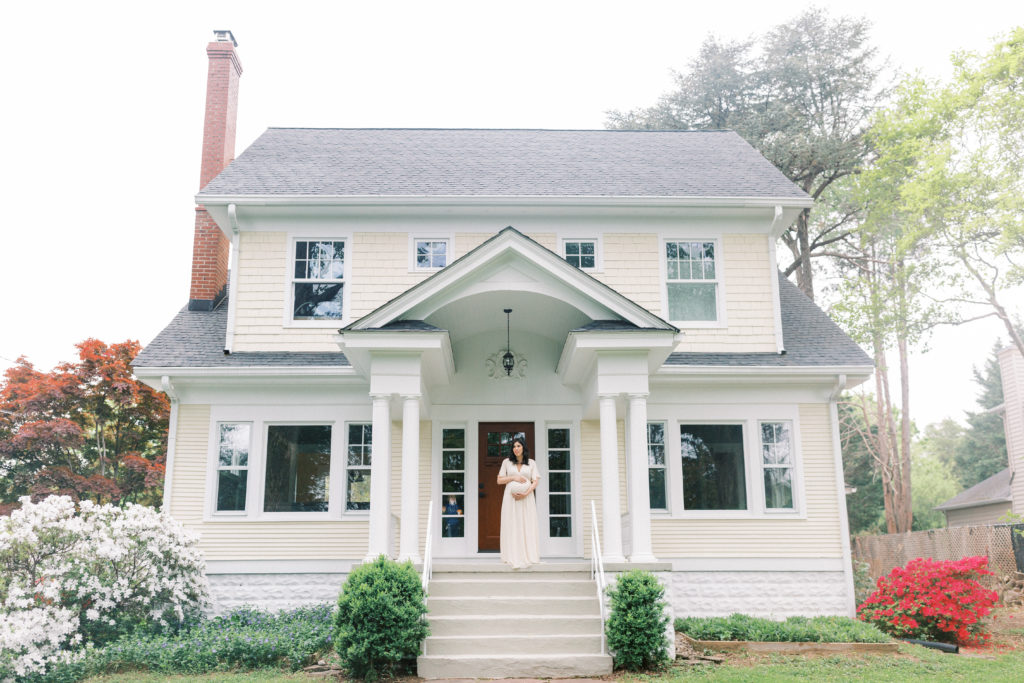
[897,332,913,532]
[873,337,898,534]
[795,210,815,300]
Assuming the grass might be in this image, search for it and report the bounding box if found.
[639,644,1024,682]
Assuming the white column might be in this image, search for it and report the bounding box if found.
[627,393,656,562]
[599,394,625,563]
[398,394,421,562]
[366,393,392,561]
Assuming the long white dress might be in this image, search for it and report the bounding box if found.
[499,458,540,568]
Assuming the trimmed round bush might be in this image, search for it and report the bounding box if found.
[605,569,670,671]
[334,555,429,680]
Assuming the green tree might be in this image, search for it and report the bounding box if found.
[607,8,885,299]
[910,452,959,530]
[838,399,885,535]
[954,343,1008,488]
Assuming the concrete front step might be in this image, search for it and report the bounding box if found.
[428,577,596,597]
[428,613,602,636]
[423,633,604,656]
[427,595,599,616]
[417,653,612,679]
[430,561,592,574]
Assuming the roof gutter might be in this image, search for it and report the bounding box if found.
[195,194,815,209]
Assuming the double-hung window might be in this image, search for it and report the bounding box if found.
[760,422,795,510]
[346,424,372,511]
[647,422,667,510]
[292,240,345,321]
[215,423,251,512]
[665,240,719,322]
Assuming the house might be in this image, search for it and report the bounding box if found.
[935,345,1023,527]
[133,32,873,647]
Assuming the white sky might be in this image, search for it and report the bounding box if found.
[0,0,1021,427]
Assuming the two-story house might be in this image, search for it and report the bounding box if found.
[133,33,873,645]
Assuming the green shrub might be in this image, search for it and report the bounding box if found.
[28,604,335,682]
[604,570,670,671]
[334,556,429,680]
[675,613,891,643]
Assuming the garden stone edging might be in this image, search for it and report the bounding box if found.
[678,632,899,655]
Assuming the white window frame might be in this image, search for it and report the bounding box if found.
[660,236,725,328]
[409,236,452,272]
[284,235,352,329]
[343,422,373,514]
[560,237,601,271]
[650,404,804,519]
[212,422,253,516]
[540,421,581,558]
[759,420,798,513]
[646,421,669,511]
[204,406,358,522]
[438,425,468,541]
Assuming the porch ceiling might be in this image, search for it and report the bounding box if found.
[425,290,590,344]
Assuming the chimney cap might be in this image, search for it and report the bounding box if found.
[213,30,237,47]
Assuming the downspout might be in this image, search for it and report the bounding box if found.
[768,205,785,355]
[224,203,240,354]
[161,375,179,513]
[828,373,857,616]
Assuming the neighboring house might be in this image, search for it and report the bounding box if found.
[133,32,873,621]
[936,345,1023,526]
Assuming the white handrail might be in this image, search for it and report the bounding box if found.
[590,500,607,655]
[422,506,434,594]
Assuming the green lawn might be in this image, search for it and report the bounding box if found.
[643,644,1024,682]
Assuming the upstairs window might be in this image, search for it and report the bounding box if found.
[293,240,345,321]
[414,239,449,270]
[563,239,597,270]
[665,240,718,322]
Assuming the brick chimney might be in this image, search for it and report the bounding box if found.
[188,30,242,311]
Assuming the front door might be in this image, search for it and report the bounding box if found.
[477,422,534,551]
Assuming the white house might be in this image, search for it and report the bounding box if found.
[133,33,873,674]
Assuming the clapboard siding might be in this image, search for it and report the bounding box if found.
[168,404,369,561]
[651,404,843,558]
[579,419,626,559]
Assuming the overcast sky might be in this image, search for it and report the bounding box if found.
[1,0,1021,427]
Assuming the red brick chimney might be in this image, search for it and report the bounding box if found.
[188,30,242,311]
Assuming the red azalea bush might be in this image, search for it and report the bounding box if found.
[857,556,998,645]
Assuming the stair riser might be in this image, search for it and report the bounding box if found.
[430,571,592,581]
[417,655,612,679]
[428,596,599,616]
[428,580,596,597]
[424,634,604,655]
[429,616,602,636]
[431,562,592,573]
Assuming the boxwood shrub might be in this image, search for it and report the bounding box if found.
[334,555,429,680]
[675,613,891,643]
[605,570,670,671]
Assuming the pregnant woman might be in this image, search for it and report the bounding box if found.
[496,435,540,568]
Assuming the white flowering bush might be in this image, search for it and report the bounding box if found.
[0,496,209,680]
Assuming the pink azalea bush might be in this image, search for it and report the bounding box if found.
[857,556,998,645]
[0,496,209,679]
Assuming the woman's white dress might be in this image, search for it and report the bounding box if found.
[499,458,540,568]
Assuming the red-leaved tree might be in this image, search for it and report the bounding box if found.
[0,339,169,513]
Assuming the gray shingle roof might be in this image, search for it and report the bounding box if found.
[132,299,349,369]
[198,129,810,200]
[665,273,873,368]
[934,468,1013,512]
[135,274,868,371]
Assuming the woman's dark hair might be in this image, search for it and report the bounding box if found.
[507,435,530,463]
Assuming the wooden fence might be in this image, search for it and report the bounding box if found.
[852,524,1024,580]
